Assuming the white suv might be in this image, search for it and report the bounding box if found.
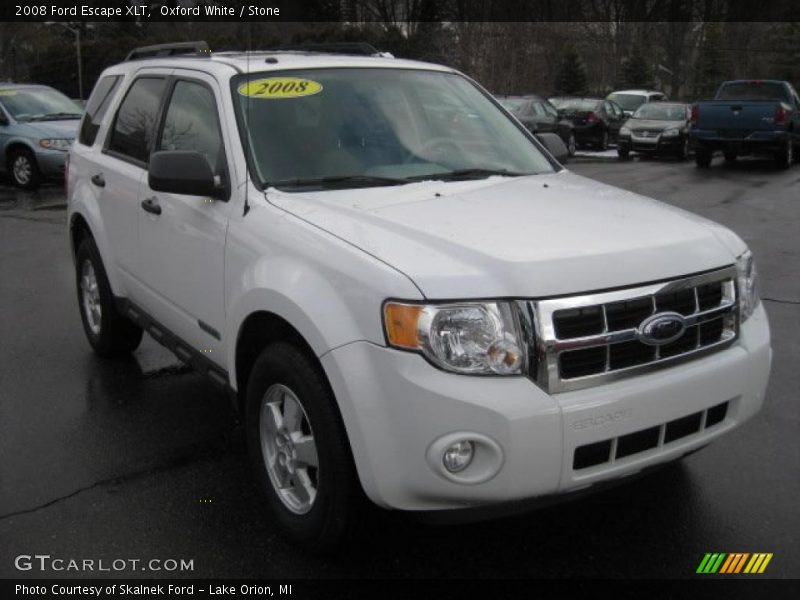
[67,42,771,550]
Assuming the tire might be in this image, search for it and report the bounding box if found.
[723,150,737,163]
[566,132,576,157]
[617,147,630,160]
[75,237,143,357]
[774,140,793,169]
[676,139,689,161]
[597,129,609,151]
[245,342,361,552]
[8,147,42,190]
[695,149,712,168]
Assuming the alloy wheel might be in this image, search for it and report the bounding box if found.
[80,260,102,335]
[259,383,319,514]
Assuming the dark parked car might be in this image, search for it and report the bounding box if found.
[690,79,800,168]
[497,95,576,156]
[617,102,692,160]
[555,97,626,150]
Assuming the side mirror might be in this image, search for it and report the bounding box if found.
[0,114,8,126]
[148,151,218,197]
[536,132,569,163]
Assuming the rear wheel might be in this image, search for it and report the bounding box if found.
[695,149,712,168]
[597,129,609,151]
[246,342,362,552]
[75,237,143,357]
[774,140,793,169]
[566,132,576,157]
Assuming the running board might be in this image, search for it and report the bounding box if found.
[116,297,238,413]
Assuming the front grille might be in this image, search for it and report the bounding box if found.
[529,267,738,393]
[573,401,729,470]
[632,129,661,137]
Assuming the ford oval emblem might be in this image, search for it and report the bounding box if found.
[638,312,686,346]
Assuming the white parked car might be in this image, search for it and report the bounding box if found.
[67,42,771,551]
[607,89,669,117]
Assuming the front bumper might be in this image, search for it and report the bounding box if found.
[35,148,68,177]
[321,303,771,512]
[618,134,685,154]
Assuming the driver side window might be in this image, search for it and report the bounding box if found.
[158,80,223,174]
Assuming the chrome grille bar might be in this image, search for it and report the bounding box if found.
[527,266,739,393]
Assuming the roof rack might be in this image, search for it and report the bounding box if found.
[125,41,211,62]
[274,42,384,57]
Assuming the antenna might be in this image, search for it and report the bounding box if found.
[243,24,251,216]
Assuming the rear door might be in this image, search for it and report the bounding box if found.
[136,71,232,365]
[98,72,170,291]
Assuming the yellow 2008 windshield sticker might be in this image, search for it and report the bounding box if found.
[0,90,18,96]
[238,78,322,99]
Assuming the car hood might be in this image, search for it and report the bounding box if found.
[13,119,79,139]
[265,171,744,299]
[627,119,685,130]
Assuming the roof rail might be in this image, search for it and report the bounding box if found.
[125,41,211,62]
[275,42,384,57]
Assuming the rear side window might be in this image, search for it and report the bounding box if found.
[108,77,166,163]
[78,75,121,146]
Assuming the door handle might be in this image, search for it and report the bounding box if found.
[140,196,162,216]
[90,173,105,187]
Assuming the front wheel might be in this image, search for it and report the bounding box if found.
[75,237,143,357]
[617,147,630,160]
[246,342,361,552]
[8,148,41,190]
[676,138,690,161]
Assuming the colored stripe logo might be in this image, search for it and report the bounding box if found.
[697,552,773,574]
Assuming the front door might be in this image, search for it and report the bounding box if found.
[136,73,232,367]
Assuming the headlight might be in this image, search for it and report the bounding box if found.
[384,301,527,375]
[662,128,680,137]
[39,138,73,151]
[619,126,631,136]
[736,250,760,321]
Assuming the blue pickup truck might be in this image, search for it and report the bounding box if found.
[690,79,800,169]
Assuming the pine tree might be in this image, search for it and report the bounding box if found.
[694,23,728,99]
[555,47,588,95]
[621,49,654,89]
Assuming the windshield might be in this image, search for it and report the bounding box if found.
[632,103,688,120]
[0,88,83,122]
[716,82,788,102]
[607,93,647,111]
[233,68,555,190]
[558,99,601,112]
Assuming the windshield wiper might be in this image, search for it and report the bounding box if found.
[405,168,529,182]
[269,174,409,190]
[34,112,82,121]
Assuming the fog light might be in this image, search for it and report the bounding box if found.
[442,441,474,473]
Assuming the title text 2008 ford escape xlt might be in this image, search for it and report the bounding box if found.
[66,42,771,550]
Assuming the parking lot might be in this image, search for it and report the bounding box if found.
[0,153,797,579]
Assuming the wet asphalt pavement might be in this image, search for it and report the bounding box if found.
[0,155,798,580]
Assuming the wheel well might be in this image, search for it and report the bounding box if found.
[235,311,324,412]
[70,214,93,255]
[5,142,33,168]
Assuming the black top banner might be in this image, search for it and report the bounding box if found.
[2,0,800,22]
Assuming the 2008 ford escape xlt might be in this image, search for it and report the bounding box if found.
[66,42,771,551]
